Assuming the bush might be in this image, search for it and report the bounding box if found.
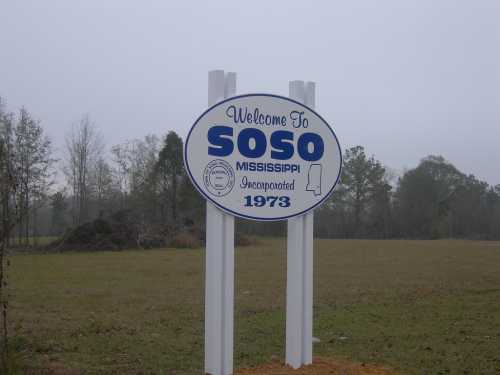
[47,210,142,251]
[168,231,202,249]
[235,233,259,247]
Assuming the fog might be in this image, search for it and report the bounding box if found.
[1,0,499,184]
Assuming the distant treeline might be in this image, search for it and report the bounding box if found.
[1,99,499,247]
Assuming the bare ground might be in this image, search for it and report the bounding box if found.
[235,357,398,375]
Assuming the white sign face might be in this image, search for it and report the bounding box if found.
[184,94,342,221]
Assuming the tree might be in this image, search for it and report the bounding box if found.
[91,157,115,215]
[0,99,23,370]
[449,175,500,239]
[368,176,393,238]
[50,190,68,235]
[129,135,161,222]
[0,110,13,372]
[111,135,160,220]
[64,115,104,225]
[316,182,349,238]
[110,142,131,209]
[491,185,500,240]
[12,108,54,245]
[0,102,15,247]
[340,146,392,237]
[394,156,464,238]
[155,131,184,223]
[178,173,205,225]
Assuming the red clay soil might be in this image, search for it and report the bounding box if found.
[234,357,399,375]
[24,357,398,375]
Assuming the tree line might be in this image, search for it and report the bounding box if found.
[1,98,499,246]
[315,148,500,240]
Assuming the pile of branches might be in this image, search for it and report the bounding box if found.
[46,210,211,252]
[47,210,172,251]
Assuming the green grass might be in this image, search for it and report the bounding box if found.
[7,239,500,374]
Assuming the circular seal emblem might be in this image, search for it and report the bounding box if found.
[203,159,235,197]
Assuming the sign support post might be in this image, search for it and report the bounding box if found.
[286,80,316,368]
[205,69,236,375]
[186,74,341,374]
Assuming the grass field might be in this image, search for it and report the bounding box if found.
[7,239,500,374]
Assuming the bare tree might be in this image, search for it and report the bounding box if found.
[64,115,104,225]
[0,101,15,247]
[0,99,23,370]
[50,190,68,235]
[111,142,132,208]
[91,157,115,216]
[111,135,160,214]
[0,114,14,372]
[10,108,54,246]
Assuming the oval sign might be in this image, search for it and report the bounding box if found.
[184,94,342,221]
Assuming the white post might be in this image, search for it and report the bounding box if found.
[286,80,315,368]
[205,70,236,375]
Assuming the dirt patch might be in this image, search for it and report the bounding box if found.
[234,357,399,375]
[24,362,81,375]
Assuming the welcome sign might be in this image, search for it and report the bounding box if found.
[184,94,342,221]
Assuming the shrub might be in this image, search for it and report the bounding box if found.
[168,231,202,249]
[235,233,259,247]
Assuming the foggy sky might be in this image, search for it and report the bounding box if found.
[1,0,499,185]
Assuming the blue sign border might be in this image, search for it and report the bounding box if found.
[184,93,343,221]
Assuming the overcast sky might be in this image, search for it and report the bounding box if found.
[1,0,499,185]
